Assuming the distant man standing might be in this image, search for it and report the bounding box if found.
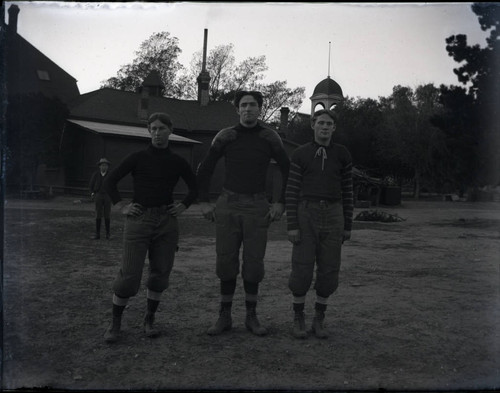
[102,112,198,343]
[197,90,290,336]
[285,109,353,339]
[89,158,112,240]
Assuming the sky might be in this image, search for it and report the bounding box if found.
[4,1,491,114]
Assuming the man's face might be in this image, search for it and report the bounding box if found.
[149,119,172,148]
[99,163,109,172]
[237,95,261,126]
[312,113,336,145]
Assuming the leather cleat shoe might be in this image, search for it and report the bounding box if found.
[312,313,328,339]
[245,309,268,336]
[144,316,160,338]
[207,308,232,336]
[292,312,307,339]
[104,325,120,343]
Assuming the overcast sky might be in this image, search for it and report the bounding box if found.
[4,2,490,113]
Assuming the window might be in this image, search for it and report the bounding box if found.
[37,70,50,80]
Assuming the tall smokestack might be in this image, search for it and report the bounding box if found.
[202,29,208,72]
[197,29,211,107]
[8,5,20,34]
[280,107,290,131]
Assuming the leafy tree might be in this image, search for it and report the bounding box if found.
[180,44,268,100]
[334,97,384,172]
[102,35,305,124]
[377,85,446,198]
[181,44,305,123]
[101,32,184,95]
[432,85,478,195]
[257,81,305,124]
[445,3,500,185]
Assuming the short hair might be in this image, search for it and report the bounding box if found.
[234,91,263,109]
[311,109,338,125]
[147,112,173,128]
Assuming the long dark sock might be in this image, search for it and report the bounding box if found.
[293,292,306,313]
[221,279,237,295]
[147,298,160,316]
[244,281,259,305]
[315,302,327,313]
[112,304,126,318]
[105,218,110,234]
[95,218,102,235]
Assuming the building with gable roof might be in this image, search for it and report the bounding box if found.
[3,4,81,195]
[61,29,298,200]
[4,5,80,104]
[61,77,239,195]
[60,30,241,197]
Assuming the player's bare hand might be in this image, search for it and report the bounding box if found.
[121,202,144,217]
[265,202,284,223]
[342,230,351,243]
[168,203,186,217]
[200,202,216,222]
[287,229,301,245]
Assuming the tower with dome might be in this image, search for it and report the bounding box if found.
[310,76,344,115]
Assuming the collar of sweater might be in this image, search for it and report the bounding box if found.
[312,140,333,149]
[147,144,171,155]
[234,123,263,133]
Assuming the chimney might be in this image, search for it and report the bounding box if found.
[138,86,149,121]
[197,29,211,106]
[279,107,290,132]
[142,70,164,97]
[8,5,20,34]
[137,71,165,121]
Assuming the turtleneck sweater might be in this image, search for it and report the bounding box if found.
[196,123,290,203]
[105,144,198,208]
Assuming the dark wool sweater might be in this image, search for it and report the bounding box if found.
[285,141,354,231]
[104,145,198,208]
[89,171,109,194]
[196,123,290,203]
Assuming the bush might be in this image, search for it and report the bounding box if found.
[354,210,406,222]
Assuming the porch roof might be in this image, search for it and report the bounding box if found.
[67,119,202,144]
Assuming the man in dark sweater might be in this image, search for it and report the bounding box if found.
[197,91,290,336]
[285,109,353,339]
[102,112,198,343]
[89,158,112,239]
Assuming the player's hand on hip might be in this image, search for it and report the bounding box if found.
[168,203,186,217]
[122,202,144,217]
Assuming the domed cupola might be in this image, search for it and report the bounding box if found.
[310,76,344,115]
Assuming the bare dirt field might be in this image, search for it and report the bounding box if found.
[2,196,500,391]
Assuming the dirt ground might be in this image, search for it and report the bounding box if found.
[2,196,500,391]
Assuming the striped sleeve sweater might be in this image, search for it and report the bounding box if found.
[285,141,354,232]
